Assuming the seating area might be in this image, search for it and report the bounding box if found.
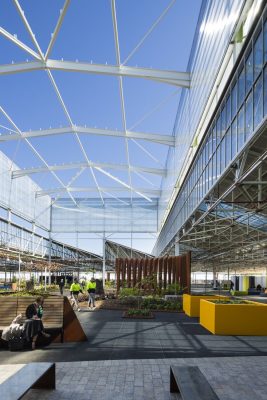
[0,362,55,400]
[0,296,64,343]
[170,366,219,399]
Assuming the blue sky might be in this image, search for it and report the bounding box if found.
[0,0,201,254]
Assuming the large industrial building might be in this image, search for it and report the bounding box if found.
[0,0,266,288]
[1,2,267,399]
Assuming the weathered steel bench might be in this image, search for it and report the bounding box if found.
[0,296,64,342]
[0,362,55,399]
[170,366,219,399]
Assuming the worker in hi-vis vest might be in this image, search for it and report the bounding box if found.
[87,277,96,310]
[70,278,83,312]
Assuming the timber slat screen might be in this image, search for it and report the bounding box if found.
[0,297,63,330]
[116,253,191,293]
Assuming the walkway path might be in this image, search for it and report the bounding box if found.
[1,310,267,364]
[6,355,266,399]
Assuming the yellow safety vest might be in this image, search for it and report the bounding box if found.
[70,283,81,292]
[87,281,96,290]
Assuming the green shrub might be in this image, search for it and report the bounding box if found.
[119,296,141,307]
[210,299,249,304]
[4,290,50,297]
[230,290,248,296]
[164,283,184,295]
[127,309,150,316]
[141,297,181,311]
[105,280,115,288]
[119,287,140,298]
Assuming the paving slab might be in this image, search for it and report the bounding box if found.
[1,309,267,364]
[8,356,265,400]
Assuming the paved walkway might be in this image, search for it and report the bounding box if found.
[1,309,267,364]
[0,356,261,399]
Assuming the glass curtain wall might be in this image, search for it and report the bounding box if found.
[0,152,51,230]
[158,0,246,222]
[155,5,267,255]
[51,198,158,233]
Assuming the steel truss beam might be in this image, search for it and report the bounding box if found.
[12,161,166,178]
[0,125,174,146]
[44,0,70,61]
[176,135,267,263]
[0,59,190,87]
[0,27,41,60]
[36,187,161,197]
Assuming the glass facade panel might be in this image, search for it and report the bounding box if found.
[216,147,220,179]
[237,106,245,150]
[212,125,216,153]
[231,82,237,118]
[238,67,245,108]
[154,3,267,255]
[220,136,226,172]
[221,104,226,136]
[264,66,267,115]
[245,92,253,138]
[225,128,231,166]
[245,51,253,94]
[211,155,215,186]
[231,117,237,160]
[254,74,263,128]
[264,19,267,62]
[0,152,50,229]
[226,94,231,127]
[254,31,263,79]
[208,132,212,160]
[216,115,222,143]
[52,198,158,233]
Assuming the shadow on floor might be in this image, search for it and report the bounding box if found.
[1,309,267,363]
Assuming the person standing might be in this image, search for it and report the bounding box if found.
[58,278,64,295]
[87,277,96,310]
[70,278,83,311]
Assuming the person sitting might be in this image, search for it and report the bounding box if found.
[256,284,262,292]
[1,314,24,342]
[24,297,50,350]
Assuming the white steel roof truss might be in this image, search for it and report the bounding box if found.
[12,162,166,178]
[0,106,78,207]
[0,126,174,146]
[12,1,106,206]
[0,60,190,87]
[0,0,183,211]
[111,0,134,204]
[0,26,41,60]
[44,0,71,61]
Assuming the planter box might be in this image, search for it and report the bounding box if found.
[183,294,225,317]
[200,299,267,335]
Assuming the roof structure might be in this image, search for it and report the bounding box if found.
[0,2,192,201]
[0,0,201,255]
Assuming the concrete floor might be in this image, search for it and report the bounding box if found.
[1,309,267,363]
[1,309,267,399]
[3,356,266,400]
